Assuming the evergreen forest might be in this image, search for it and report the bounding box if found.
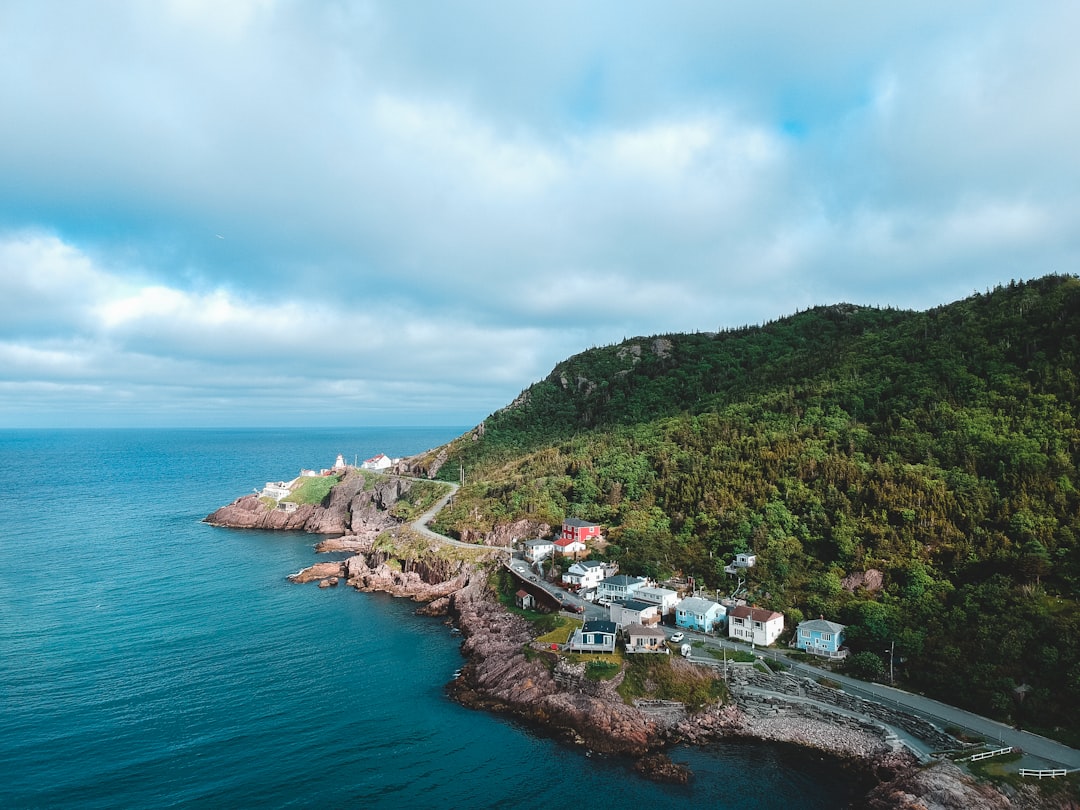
[429,274,1080,739]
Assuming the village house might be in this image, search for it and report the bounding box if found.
[260,481,293,501]
[596,574,646,605]
[624,623,669,654]
[515,590,536,611]
[567,620,618,654]
[728,605,785,647]
[524,538,554,563]
[553,537,587,557]
[724,552,757,575]
[674,596,726,633]
[609,598,660,629]
[794,618,848,659]
[361,453,393,471]
[561,560,606,590]
[633,586,680,616]
[561,518,604,544]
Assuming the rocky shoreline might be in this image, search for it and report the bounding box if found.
[207,482,1072,809]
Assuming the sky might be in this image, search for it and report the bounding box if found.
[2,1,1078,428]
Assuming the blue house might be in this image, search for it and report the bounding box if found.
[568,620,618,654]
[674,596,725,633]
[794,618,847,658]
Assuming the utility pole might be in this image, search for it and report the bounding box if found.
[889,640,895,684]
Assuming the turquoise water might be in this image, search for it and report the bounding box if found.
[0,429,862,808]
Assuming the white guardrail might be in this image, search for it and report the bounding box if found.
[963,746,1014,762]
[1018,768,1069,779]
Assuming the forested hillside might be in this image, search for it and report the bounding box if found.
[430,275,1080,736]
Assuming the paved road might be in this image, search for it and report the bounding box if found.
[407,481,480,549]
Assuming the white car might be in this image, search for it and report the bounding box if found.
[670,632,684,643]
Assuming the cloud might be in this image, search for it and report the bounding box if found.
[1,1,1079,425]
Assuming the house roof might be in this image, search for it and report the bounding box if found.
[729,605,784,622]
[581,620,617,634]
[554,537,586,548]
[625,623,667,638]
[524,538,552,547]
[563,518,602,529]
[798,618,845,633]
[636,586,677,598]
[568,560,603,572]
[515,589,531,599]
[601,574,645,587]
[618,599,656,613]
[677,596,721,613]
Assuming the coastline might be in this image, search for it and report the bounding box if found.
[206,476,1073,810]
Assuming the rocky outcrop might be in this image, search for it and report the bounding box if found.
[861,759,1072,810]
[445,570,660,756]
[204,470,421,537]
[458,519,552,548]
[287,561,345,583]
[342,550,475,602]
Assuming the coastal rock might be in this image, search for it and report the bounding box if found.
[634,753,691,784]
[288,562,345,583]
[315,536,374,553]
[204,470,419,537]
[861,760,1046,810]
[343,551,473,601]
[204,494,319,531]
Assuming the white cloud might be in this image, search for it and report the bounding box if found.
[1,2,1079,424]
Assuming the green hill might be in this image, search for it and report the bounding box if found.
[428,274,1080,737]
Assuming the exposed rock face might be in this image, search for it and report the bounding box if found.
[458,519,551,548]
[446,570,660,757]
[287,562,345,583]
[204,471,419,537]
[343,550,474,602]
[861,759,1071,810]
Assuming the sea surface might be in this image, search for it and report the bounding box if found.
[0,428,865,808]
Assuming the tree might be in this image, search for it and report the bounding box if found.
[846,651,887,682]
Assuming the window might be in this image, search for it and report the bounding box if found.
[822,633,832,642]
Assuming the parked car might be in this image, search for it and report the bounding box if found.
[670,632,685,643]
[562,602,584,614]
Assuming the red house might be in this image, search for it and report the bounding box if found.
[561,518,603,544]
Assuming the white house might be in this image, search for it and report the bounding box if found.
[624,623,669,654]
[260,481,292,501]
[515,590,536,611]
[675,596,725,633]
[724,552,757,575]
[553,537,587,557]
[524,538,554,563]
[633,586,680,615]
[361,453,392,471]
[728,605,785,646]
[567,620,618,654]
[609,599,660,629]
[596,575,646,605]
[561,560,606,589]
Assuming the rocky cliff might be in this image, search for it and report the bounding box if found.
[204,470,413,537]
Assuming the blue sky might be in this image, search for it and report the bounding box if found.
[2,1,1078,427]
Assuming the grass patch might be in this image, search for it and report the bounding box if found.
[388,480,454,522]
[536,618,580,645]
[283,475,341,506]
[617,654,726,711]
[817,677,841,689]
[585,660,621,681]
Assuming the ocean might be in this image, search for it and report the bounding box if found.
[0,428,862,808]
